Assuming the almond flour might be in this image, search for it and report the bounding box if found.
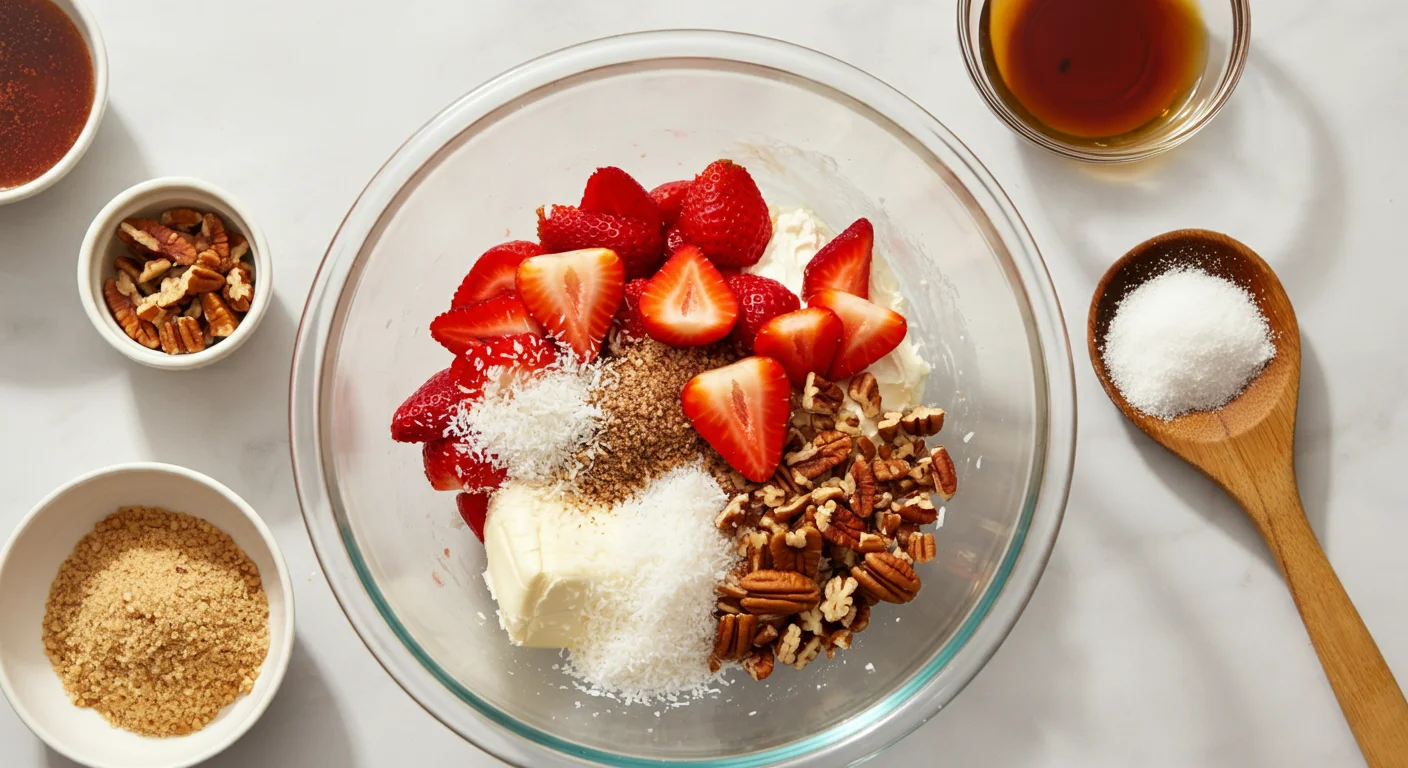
[42,506,270,737]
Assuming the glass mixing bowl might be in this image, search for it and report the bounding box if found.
[290,30,1075,767]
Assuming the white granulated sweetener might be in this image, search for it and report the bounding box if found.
[1103,266,1275,420]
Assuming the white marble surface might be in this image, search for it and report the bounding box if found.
[2,1,1404,766]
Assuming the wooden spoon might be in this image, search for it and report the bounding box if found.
[1088,229,1408,767]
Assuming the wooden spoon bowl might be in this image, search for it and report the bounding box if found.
[1088,229,1408,768]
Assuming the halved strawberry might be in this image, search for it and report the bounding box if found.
[725,273,800,353]
[752,307,844,388]
[390,368,473,443]
[802,218,872,299]
[423,439,507,492]
[450,333,560,393]
[537,204,664,279]
[450,241,544,309]
[649,180,691,227]
[430,293,543,355]
[807,289,907,380]
[639,245,738,347]
[515,248,625,362]
[680,356,791,482]
[581,167,661,225]
[456,492,490,542]
[677,160,772,268]
[615,278,649,341]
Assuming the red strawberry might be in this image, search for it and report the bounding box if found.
[725,273,800,353]
[430,293,543,355]
[456,492,490,542]
[802,218,872,300]
[515,248,625,362]
[649,180,691,227]
[640,245,739,347]
[807,290,907,380]
[680,356,791,482]
[752,307,844,387]
[450,241,544,309]
[390,368,473,443]
[423,439,508,492]
[677,160,772,268]
[664,225,687,256]
[537,205,664,279]
[450,333,560,393]
[615,278,649,341]
[581,167,661,225]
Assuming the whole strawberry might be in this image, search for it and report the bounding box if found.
[726,273,799,353]
[537,204,664,279]
[677,160,772,268]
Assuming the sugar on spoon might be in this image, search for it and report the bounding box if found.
[1087,229,1408,767]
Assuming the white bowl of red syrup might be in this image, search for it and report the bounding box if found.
[0,0,108,205]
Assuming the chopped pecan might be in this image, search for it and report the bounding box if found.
[790,431,851,479]
[801,372,844,414]
[739,570,821,615]
[159,208,204,232]
[848,459,876,518]
[847,372,882,418]
[820,575,857,622]
[856,435,877,461]
[103,279,159,349]
[752,623,779,647]
[895,522,920,548]
[876,411,902,442]
[201,293,240,337]
[224,262,253,312]
[902,406,945,436]
[792,636,822,670]
[893,494,938,524]
[872,457,909,483]
[115,255,144,284]
[930,446,958,501]
[183,299,203,320]
[716,493,748,531]
[851,551,921,604]
[877,512,902,537]
[113,271,141,301]
[817,501,865,549]
[713,614,757,661]
[809,486,846,506]
[176,317,205,353]
[843,602,871,632]
[907,532,937,564]
[157,319,180,354]
[772,492,810,523]
[740,530,769,572]
[855,532,889,553]
[824,628,853,657]
[138,257,172,283]
[743,645,775,681]
[775,624,802,666]
[834,410,863,436]
[770,525,821,576]
[758,484,786,508]
[195,250,222,272]
[797,606,823,634]
[226,233,249,271]
[119,218,198,265]
[200,212,230,261]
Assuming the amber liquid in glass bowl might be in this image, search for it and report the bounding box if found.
[980,0,1206,143]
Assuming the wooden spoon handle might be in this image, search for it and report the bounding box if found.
[1261,505,1408,766]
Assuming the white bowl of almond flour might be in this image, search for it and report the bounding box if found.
[0,463,294,768]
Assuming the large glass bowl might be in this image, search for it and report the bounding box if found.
[290,30,1075,767]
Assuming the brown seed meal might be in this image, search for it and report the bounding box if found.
[42,506,270,737]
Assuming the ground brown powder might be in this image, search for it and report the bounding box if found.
[42,506,270,737]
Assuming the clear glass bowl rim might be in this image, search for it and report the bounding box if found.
[289,29,1077,767]
[955,0,1252,163]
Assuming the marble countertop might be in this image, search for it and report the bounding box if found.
[3,1,1403,766]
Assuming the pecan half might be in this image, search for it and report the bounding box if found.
[775,623,802,665]
[817,501,865,550]
[930,446,958,501]
[848,459,876,518]
[175,316,205,353]
[740,570,821,615]
[855,532,889,553]
[770,525,822,577]
[801,372,844,415]
[790,431,851,480]
[847,372,882,418]
[138,257,172,284]
[907,532,937,564]
[851,551,921,604]
[772,492,810,523]
[872,457,909,483]
[119,218,198,265]
[743,645,775,681]
[713,614,757,661]
[902,406,945,436]
[103,278,159,349]
[200,212,230,261]
[820,575,858,622]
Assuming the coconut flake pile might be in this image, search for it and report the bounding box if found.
[564,463,739,703]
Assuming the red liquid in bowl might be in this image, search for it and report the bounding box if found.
[0,0,95,189]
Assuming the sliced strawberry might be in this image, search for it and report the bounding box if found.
[430,293,543,355]
[450,241,544,309]
[515,248,625,362]
[640,245,739,347]
[390,368,474,443]
[649,180,691,227]
[807,289,907,380]
[581,167,661,225]
[677,160,772,268]
[725,273,800,353]
[423,439,508,492]
[802,218,872,300]
[537,204,664,279]
[450,333,560,393]
[752,307,844,387]
[615,278,649,341]
[456,492,490,542]
[680,356,791,482]
[664,225,687,256]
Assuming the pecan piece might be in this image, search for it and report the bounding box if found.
[113,271,141,301]
[225,233,249,271]
[792,636,823,670]
[769,525,822,577]
[114,255,144,284]
[159,208,204,233]
[743,645,775,681]
[138,257,172,283]
[801,372,844,414]
[851,551,921,604]
[103,279,159,349]
[716,493,748,531]
[713,614,757,661]
[157,319,180,354]
[930,446,958,501]
[820,575,858,622]
[855,532,889,553]
[119,218,198,265]
[195,250,222,272]
[200,212,230,261]
[740,530,769,572]
[907,532,937,564]
[856,435,877,461]
[902,406,946,436]
[824,628,853,658]
[847,372,881,418]
[876,411,902,442]
[775,624,802,666]
[739,570,821,615]
[817,501,865,550]
[772,492,810,523]
[877,511,902,537]
[893,494,938,525]
[872,457,909,483]
[848,459,876,518]
[201,292,240,337]
[753,624,780,647]
[224,262,254,312]
[843,602,871,632]
[790,430,851,480]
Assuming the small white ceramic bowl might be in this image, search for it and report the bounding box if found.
[78,178,273,369]
[0,463,295,768]
[0,0,109,206]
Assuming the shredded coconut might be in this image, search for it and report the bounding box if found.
[564,463,739,703]
[1103,266,1275,420]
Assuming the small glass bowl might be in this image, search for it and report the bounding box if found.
[957,0,1251,163]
